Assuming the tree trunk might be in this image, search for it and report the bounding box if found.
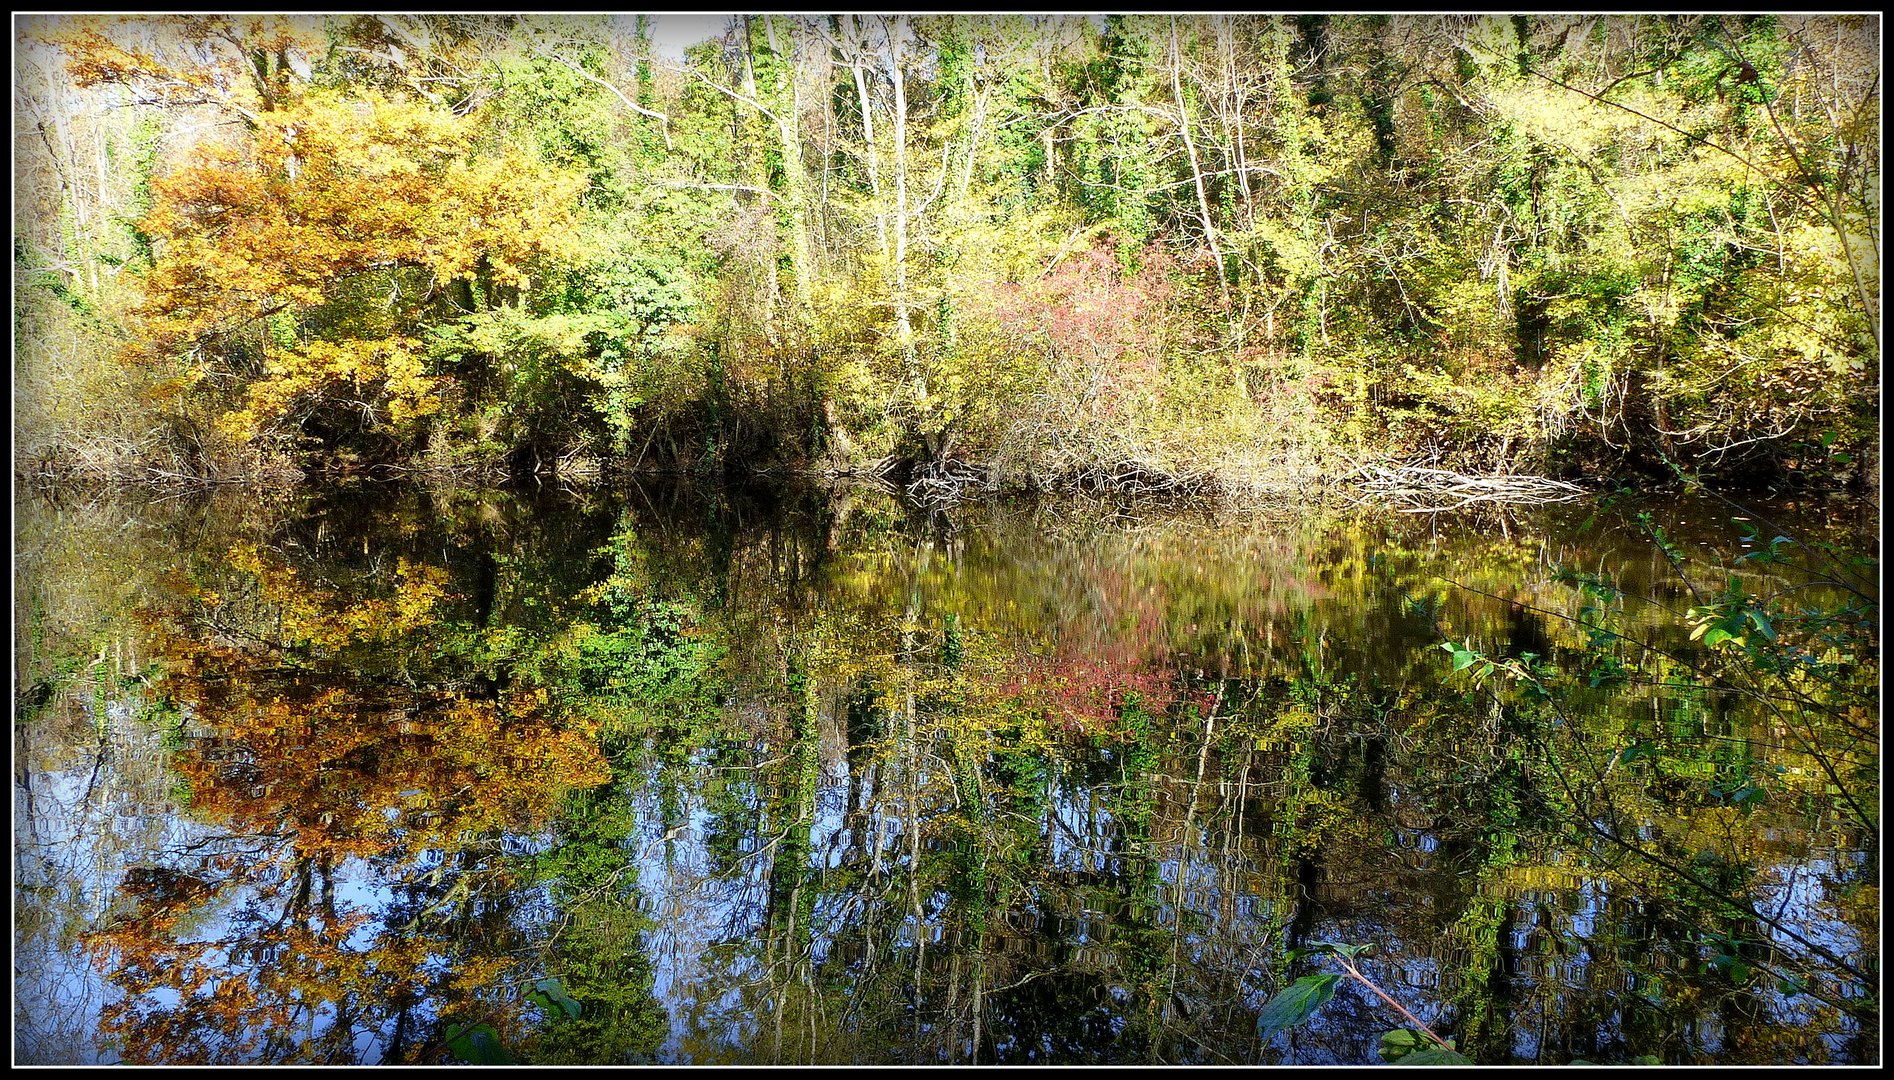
[846,17,888,259]
[1171,18,1232,321]
[760,16,814,317]
[886,16,914,361]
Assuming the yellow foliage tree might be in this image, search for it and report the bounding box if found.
[63,17,587,444]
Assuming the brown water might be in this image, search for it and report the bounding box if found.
[12,480,1879,1064]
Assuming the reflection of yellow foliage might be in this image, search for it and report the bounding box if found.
[1496,862,1590,894]
[224,542,451,651]
[84,531,613,1062]
[88,898,520,1064]
[1285,788,1358,856]
[169,682,610,864]
[88,916,364,1063]
[169,542,610,864]
[1258,707,1320,751]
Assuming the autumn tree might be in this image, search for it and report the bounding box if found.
[61,16,586,458]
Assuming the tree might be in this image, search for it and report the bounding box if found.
[63,16,586,452]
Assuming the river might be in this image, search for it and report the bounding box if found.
[12,480,1878,1064]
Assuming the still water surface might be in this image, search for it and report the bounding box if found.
[13,481,1878,1064]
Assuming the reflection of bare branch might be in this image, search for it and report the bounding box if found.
[1353,464,1586,513]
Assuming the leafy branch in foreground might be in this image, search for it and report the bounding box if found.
[1256,942,1472,1065]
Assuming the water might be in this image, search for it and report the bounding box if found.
[13,480,1879,1064]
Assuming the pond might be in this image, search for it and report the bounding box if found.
[12,480,1879,1065]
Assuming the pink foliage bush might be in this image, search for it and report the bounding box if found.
[979,240,1183,422]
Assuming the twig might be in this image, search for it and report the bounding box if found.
[1331,953,1450,1050]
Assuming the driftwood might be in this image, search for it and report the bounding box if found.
[905,458,993,508]
[1350,464,1586,512]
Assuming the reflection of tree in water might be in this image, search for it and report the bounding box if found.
[83,507,614,1064]
[37,482,1876,1064]
[654,490,1871,1064]
[529,782,669,1064]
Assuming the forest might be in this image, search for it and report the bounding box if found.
[13,13,1881,498]
[12,14,1882,1067]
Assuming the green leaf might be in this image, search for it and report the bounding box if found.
[445,1022,517,1065]
[1393,1047,1475,1065]
[528,976,582,1019]
[1256,973,1341,1042]
[1703,627,1733,648]
[1746,609,1775,641]
[1379,1028,1424,1063]
[1316,941,1374,960]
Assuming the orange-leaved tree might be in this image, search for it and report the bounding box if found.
[62,16,587,450]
